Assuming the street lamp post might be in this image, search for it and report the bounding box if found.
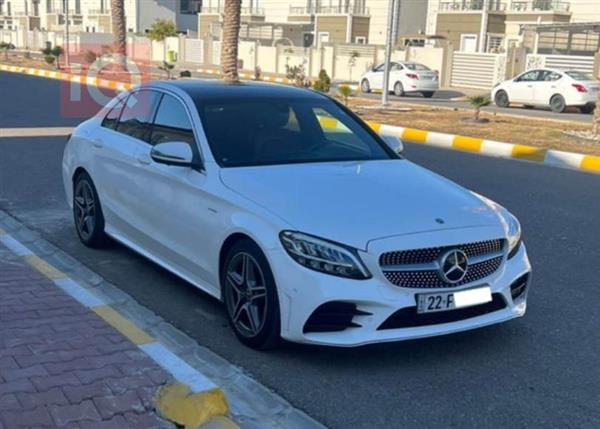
[381,0,397,107]
[65,0,70,68]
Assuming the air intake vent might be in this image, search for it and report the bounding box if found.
[303,302,370,333]
[510,273,529,300]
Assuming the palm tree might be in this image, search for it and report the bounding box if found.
[220,0,242,83]
[594,82,600,137]
[110,0,127,67]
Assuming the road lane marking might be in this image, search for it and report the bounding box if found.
[0,127,73,138]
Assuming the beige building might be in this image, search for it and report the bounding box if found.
[426,0,600,52]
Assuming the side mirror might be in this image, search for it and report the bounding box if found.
[150,142,194,167]
[381,135,404,154]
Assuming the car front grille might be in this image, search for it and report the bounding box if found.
[380,239,505,289]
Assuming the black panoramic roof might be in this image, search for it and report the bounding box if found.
[160,79,327,101]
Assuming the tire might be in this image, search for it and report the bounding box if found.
[494,90,509,108]
[222,238,281,349]
[550,94,566,113]
[393,81,404,97]
[422,91,435,98]
[580,104,595,114]
[360,79,371,93]
[73,171,107,248]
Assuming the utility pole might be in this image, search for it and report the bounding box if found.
[381,0,397,107]
[64,0,70,68]
[478,0,490,53]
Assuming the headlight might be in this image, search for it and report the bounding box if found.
[473,193,522,259]
[495,205,521,258]
[279,231,371,279]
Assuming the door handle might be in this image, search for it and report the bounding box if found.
[91,138,103,148]
[136,154,151,165]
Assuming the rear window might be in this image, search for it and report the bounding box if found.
[565,71,594,81]
[403,63,431,71]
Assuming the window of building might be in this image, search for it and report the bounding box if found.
[487,35,504,52]
[460,34,478,53]
[180,0,201,15]
[355,36,366,44]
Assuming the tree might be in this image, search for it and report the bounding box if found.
[285,64,307,87]
[220,0,242,83]
[338,85,353,106]
[159,61,175,79]
[466,95,491,122]
[147,19,177,42]
[594,73,600,137]
[111,0,127,67]
[0,42,15,61]
[348,50,360,81]
[41,46,63,69]
[312,69,331,93]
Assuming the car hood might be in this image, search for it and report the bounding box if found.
[219,160,500,250]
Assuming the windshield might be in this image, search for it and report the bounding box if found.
[403,63,431,71]
[195,97,395,167]
[565,71,594,81]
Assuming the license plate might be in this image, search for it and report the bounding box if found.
[416,286,492,314]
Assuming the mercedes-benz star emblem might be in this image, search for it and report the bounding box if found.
[439,249,469,283]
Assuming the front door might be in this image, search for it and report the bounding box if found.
[133,92,218,292]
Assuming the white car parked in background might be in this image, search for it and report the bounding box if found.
[492,68,599,114]
[360,62,439,98]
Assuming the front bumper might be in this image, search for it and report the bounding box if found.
[268,233,531,347]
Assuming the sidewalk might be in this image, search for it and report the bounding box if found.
[0,243,174,428]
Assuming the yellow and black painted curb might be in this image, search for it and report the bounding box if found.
[2,62,599,175]
[0,226,237,429]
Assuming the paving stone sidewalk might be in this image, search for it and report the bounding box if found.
[0,243,175,428]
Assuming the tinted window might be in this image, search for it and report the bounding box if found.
[150,94,196,146]
[541,71,562,82]
[101,96,126,130]
[566,71,594,81]
[403,63,430,71]
[517,70,541,82]
[195,97,394,167]
[116,90,160,142]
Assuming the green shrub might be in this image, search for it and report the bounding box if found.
[312,69,331,93]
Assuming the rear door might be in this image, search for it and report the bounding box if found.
[533,70,563,106]
[94,89,160,238]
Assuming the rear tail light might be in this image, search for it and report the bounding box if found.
[572,83,587,93]
[406,73,419,80]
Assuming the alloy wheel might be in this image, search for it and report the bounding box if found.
[74,180,96,241]
[225,252,268,338]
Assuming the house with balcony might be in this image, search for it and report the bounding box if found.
[0,0,42,31]
[429,0,572,52]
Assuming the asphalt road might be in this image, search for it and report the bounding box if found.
[354,89,593,123]
[2,71,600,429]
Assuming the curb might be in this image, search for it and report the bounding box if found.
[0,63,134,91]
[366,121,600,175]
[0,226,232,429]
[3,62,597,175]
[0,210,325,429]
[195,67,293,85]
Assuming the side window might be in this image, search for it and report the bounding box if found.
[517,71,540,82]
[101,96,127,130]
[545,72,562,82]
[150,94,197,146]
[392,63,403,71]
[374,63,385,72]
[116,90,160,142]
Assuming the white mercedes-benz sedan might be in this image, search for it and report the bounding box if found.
[63,80,531,349]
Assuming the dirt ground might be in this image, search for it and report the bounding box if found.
[347,97,600,156]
